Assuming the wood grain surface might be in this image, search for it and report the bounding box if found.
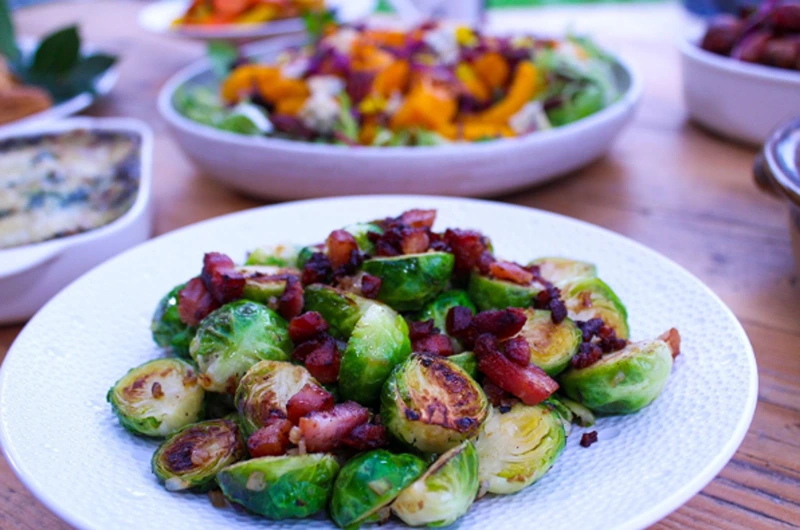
[1,1,798,529]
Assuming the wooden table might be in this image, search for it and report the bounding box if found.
[2,1,798,528]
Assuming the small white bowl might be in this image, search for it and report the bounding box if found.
[680,37,800,145]
[0,118,154,324]
[158,38,641,200]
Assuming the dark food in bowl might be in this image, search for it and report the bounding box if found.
[700,1,800,71]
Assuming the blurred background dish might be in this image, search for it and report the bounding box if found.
[138,0,376,41]
[754,117,800,270]
[158,33,640,199]
[0,118,153,324]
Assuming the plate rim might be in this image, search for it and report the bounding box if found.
[0,195,758,530]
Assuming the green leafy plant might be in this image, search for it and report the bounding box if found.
[207,40,237,79]
[0,0,117,102]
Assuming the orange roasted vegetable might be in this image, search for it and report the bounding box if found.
[436,122,515,141]
[362,30,407,48]
[257,75,309,104]
[391,81,456,131]
[351,43,395,72]
[455,63,490,102]
[372,60,410,97]
[221,65,273,104]
[275,96,308,116]
[474,61,539,124]
[473,52,510,90]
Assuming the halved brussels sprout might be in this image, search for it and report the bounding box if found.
[343,222,384,255]
[238,265,299,304]
[217,453,340,519]
[467,273,541,311]
[339,303,412,405]
[235,360,319,434]
[190,300,292,393]
[513,309,582,376]
[562,277,629,340]
[547,395,596,430]
[303,284,374,340]
[152,418,245,491]
[330,450,426,529]
[447,351,477,379]
[413,289,477,333]
[245,243,299,267]
[151,283,195,358]
[529,257,597,285]
[475,403,565,495]
[392,440,479,527]
[107,358,205,437]
[381,352,488,454]
[559,338,673,414]
[361,252,455,311]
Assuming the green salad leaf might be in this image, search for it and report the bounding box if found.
[207,41,238,79]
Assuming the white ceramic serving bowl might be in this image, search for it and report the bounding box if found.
[680,37,800,145]
[0,118,154,324]
[138,0,376,41]
[0,40,120,135]
[158,37,641,200]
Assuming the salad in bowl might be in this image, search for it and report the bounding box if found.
[177,21,622,147]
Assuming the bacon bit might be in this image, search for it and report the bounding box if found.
[446,306,474,337]
[361,273,382,299]
[408,319,437,340]
[489,261,534,285]
[399,209,437,229]
[475,334,559,405]
[201,252,245,304]
[659,328,681,358]
[375,239,402,257]
[534,285,568,324]
[412,333,455,356]
[571,342,603,369]
[443,229,489,276]
[482,380,512,407]
[471,308,527,339]
[289,312,329,344]
[286,383,335,424]
[400,228,430,255]
[342,423,389,450]
[577,318,604,341]
[277,276,304,320]
[575,319,627,358]
[503,336,531,367]
[428,231,450,252]
[247,418,293,457]
[178,277,220,326]
[298,401,370,453]
[301,252,333,285]
[151,382,164,399]
[301,336,341,384]
[327,230,360,269]
[580,431,598,448]
[477,251,496,275]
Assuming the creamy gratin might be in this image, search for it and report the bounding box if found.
[0,130,140,249]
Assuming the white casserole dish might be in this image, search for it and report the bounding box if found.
[0,118,153,324]
[680,37,800,145]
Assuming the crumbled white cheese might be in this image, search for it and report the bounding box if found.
[280,55,310,79]
[509,101,550,135]
[307,76,345,97]
[424,26,460,65]
[325,28,359,55]
[299,92,341,134]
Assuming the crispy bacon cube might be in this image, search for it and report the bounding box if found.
[298,401,370,453]
[201,252,245,304]
[475,334,558,405]
[178,277,220,326]
[247,418,293,458]
[286,383,335,424]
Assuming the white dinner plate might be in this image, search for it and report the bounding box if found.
[0,196,757,530]
[138,0,376,41]
[0,40,119,135]
[159,38,641,199]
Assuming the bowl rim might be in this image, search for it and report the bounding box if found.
[757,117,800,206]
[679,36,800,87]
[0,117,154,279]
[157,34,643,159]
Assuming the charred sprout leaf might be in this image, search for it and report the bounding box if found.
[529,257,597,285]
[562,277,629,339]
[467,272,541,311]
[207,40,238,79]
[343,222,384,255]
[447,351,477,379]
[107,358,205,437]
[190,300,292,393]
[330,450,426,529]
[412,289,477,336]
[218,453,340,519]
[339,303,412,405]
[555,395,596,427]
[152,418,245,492]
[391,440,479,527]
[245,244,299,267]
[151,283,195,358]
[381,352,488,454]
[559,338,674,414]
[361,252,455,311]
[235,360,319,435]
[513,308,582,376]
[237,265,298,304]
[475,403,565,495]
[303,284,374,340]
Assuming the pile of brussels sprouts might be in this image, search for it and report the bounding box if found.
[107,209,681,528]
